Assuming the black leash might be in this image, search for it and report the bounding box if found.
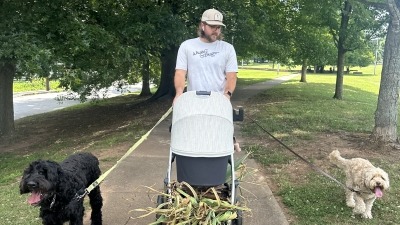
[246,115,359,193]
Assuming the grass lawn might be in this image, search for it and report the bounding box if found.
[237,69,285,86]
[240,65,399,224]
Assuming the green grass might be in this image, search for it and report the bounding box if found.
[353,64,382,75]
[239,62,302,71]
[237,69,285,86]
[278,171,400,225]
[0,183,41,225]
[245,144,292,166]
[241,62,383,76]
[242,73,381,137]
[240,65,399,224]
[13,78,61,92]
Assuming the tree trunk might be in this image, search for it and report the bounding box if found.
[333,0,352,100]
[150,45,178,101]
[140,57,152,97]
[300,59,307,83]
[334,48,345,100]
[46,77,50,91]
[0,60,16,136]
[371,1,400,143]
[142,0,181,103]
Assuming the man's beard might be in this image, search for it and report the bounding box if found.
[202,31,220,42]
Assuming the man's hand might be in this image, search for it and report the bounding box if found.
[174,69,186,105]
[223,93,231,100]
[173,92,183,105]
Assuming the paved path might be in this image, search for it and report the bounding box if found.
[99,74,298,225]
[13,84,147,120]
[13,92,81,120]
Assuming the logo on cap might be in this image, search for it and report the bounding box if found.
[214,13,222,21]
[201,9,226,27]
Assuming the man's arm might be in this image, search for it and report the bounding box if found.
[224,72,237,99]
[174,69,187,104]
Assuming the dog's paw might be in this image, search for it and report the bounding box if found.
[362,212,373,219]
[234,143,241,152]
[346,200,355,208]
[353,205,366,216]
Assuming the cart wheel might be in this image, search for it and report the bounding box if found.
[155,195,166,220]
[231,194,243,225]
[157,195,165,205]
[232,209,243,225]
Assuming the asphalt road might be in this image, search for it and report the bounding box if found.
[13,84,145,120]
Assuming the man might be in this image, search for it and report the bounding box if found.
[173,9,241,152]
[174,8,238,103]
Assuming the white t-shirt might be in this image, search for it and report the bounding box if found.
[175,37,238,93]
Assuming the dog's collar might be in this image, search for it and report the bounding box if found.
[351,188,375,195]
[347,187,360,194]
[48,192,83,210]
[348,187,371,195]
[49,194,56,209]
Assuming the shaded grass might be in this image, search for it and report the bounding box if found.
[1,93,165,225]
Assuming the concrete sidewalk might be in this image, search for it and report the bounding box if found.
[100,74,298,225]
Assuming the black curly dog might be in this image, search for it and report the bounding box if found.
[20,152,103,225]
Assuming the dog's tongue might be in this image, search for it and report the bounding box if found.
[28,191,42,205]
[374,187,383,198]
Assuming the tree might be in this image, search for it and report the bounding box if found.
[2,0,260,136]
[149,0,185,100]
[0,0,132,136]
[371,0,400,143]
[243,1,294,63]
[286,0,337,82]
[1,1,41,136]
[333,0,353,99]
[345,47,375,68]
[107,1,181,98]
[303,0,384,99]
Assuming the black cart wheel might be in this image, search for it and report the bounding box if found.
[230,208,243,225]
[155,195,166,221]
[232,194,243,225]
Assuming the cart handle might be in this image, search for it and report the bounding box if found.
[196,91,211,96]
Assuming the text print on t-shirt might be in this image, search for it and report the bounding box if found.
[193,49,220,58]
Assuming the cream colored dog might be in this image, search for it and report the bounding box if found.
[329,150,389,219]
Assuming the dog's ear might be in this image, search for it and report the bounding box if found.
[43,160,63,183]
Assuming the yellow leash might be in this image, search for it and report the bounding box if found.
[76,106,173,198]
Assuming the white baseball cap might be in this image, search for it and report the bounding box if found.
[201,9,226,27]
